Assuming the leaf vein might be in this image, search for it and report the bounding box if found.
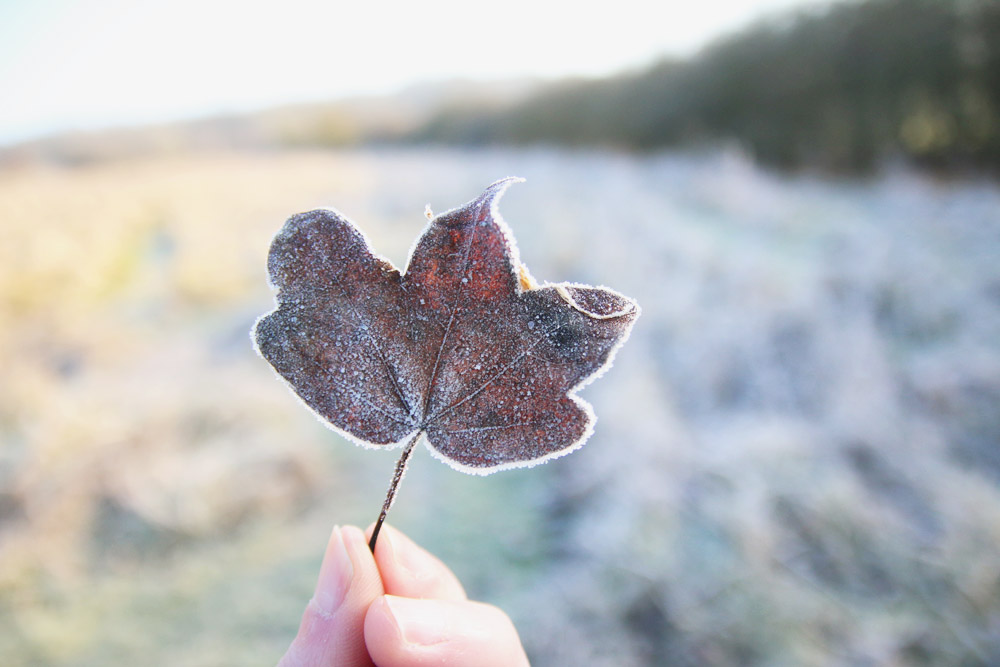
[286,329,414,428]
[420,213,482,423]
[427,322,563,424]
[333,288,414,418]
[437,421,547,434]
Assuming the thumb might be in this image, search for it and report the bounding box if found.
[278,526,384,667]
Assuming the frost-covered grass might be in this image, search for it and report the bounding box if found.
[1,148,999,666]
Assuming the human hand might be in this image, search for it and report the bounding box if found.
[278,524,530,667]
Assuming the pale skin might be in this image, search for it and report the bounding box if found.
[278,524,530,667]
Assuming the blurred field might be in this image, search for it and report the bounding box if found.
[1,147,999,666]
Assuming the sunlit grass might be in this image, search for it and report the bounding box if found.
[2,147,999,665]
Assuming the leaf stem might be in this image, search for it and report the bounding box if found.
[369,431,421,553]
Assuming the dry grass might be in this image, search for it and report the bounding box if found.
[1,147,999,665]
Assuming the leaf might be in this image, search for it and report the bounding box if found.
[253,178,639,475]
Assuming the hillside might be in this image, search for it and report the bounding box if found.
[3,0,997,174]
[411,0,1000,172]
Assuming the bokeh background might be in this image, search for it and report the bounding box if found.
[2,1,1000,665]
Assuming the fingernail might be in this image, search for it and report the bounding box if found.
[384,595,450,647]
[313,525,353,615]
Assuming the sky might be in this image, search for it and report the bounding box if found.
[0,0,831,146]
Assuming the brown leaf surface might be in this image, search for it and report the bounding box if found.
[254,178,639,473]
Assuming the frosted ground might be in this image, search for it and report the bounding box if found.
[1,147,998,665]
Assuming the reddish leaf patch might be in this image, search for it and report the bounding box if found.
[254,178,639,474]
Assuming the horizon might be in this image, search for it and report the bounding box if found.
[0,0,833,148]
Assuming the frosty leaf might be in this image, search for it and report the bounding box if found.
[253,178,639,474]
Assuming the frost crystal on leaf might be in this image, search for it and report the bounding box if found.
[253,178,639,475]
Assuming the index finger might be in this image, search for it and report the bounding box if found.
[367,524,467,601]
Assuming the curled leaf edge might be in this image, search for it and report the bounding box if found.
[251,180,641,475]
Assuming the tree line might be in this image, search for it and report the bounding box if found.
[408,0,1000,173]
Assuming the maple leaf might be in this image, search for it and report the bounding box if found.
[253,178,639,548]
